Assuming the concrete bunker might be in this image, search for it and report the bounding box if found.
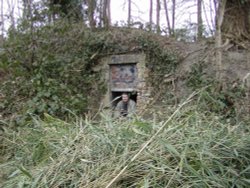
[96,53,151,112]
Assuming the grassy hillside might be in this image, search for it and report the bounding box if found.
[0,21,180,123]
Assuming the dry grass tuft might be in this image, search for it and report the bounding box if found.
[1,106,250,188]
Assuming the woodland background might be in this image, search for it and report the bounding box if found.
[0,0,250,187]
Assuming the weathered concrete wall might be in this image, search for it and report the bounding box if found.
[93,53,151,112]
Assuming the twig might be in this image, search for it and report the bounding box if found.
[105,90,200,188]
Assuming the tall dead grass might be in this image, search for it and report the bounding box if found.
[1,106,250,188]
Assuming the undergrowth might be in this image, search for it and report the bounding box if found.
[1,106,250,188]
[186,63,247,120]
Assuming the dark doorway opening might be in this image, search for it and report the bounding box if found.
[111,91,137,108]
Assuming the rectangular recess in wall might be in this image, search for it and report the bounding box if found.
[109,63,137,91]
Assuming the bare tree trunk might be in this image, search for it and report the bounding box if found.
[222,0,250,42]
[172,0,176,35]
[103,0,110,28]
[213,0,217,11]
[163,0,172,36]
[104,0,108,27]
[215,0,227,82]
[1,0,4,35]
[107,0,111,25]
[87,0,96,29]
[149,0,153,31]
[99,0,103,27]
[128,0,131,26]
[197,0,203,40]
[103,0,107,26]
[156,0,161,33]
